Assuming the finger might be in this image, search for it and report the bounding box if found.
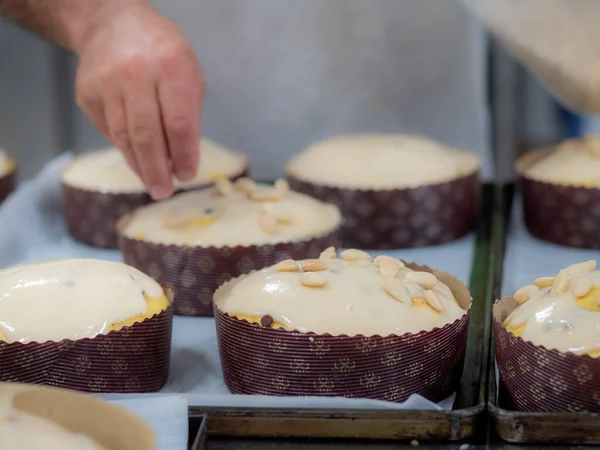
[104,95,143,179]
[124,83,173,200]
[76,91,111,143]
[157,51,203,182]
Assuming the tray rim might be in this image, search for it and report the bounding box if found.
[189,413,208,450]
[488,184,600,445]
[190,183,496,441]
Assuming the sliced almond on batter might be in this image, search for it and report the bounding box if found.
[424,290,444,312]
[534,277,554,289]
[319,246,337,260]
[301,272,328,288]
[301,260,328,272]
[340,249,371,262]
[383,278,412,305]
[405,271,438,290]
[276,259,299,272]
[513,285,538,305]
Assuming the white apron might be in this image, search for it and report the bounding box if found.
[0,0,491,179]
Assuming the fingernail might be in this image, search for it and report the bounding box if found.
[177,170,195,182]
[150,185,172,200]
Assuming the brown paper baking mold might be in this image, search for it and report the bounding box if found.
[119,219,342,317]
[494,296,600,412]
[214,263,471,403]
[0,163,17,205]
[0,298,173,394]
[0,382,156,449]
[62,167,248,249]
[286,172,480,249]
[518,150,600,249]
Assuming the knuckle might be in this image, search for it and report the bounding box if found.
[166,115,191,138]
[140,162,166,185]
[158,41,186,68]
[96,66,115,85]
[121,54,147,79]
[110,129,130,149]
[131,123,157,148]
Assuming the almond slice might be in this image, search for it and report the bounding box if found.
[424,290,444,312]
[235,177,257,194]
[276,259,299,272]
[319,247,337,260]
[572,278,593,297]
[551,269,569,296]
[251,188,283,202]
[405,271,438,290]
[260,213,278,234]
[373,255,405,269]
[564,260,596,275]
[383,278,412,305]
[301,272,328,288]
[215,177,234,196]
[260,203,294,224]
[504,309,527,329]
[301,260,328,272]
[513,285,538,305]
[340,249,371,262]
[379,259,400,279]
[274,179,290,196]
[534,277,554,289]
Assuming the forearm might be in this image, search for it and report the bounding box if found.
[0,0,147,53]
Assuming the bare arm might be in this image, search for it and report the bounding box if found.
[0,0,205,200]
[0,1,139,52]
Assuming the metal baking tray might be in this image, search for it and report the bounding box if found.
[188,183,496,441]
[189,414,208,450]
[488,184,600,445]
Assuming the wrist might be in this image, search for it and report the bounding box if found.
[67,0,150,54]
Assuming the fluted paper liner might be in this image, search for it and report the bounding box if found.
[0,162,17,205]
[286,171,480,249]
[0,291,173,393]
[494,296,600,412]
[119,217,342,317]
[0,383,156,449]
[518,149,600,249]
[62,166,248,249]
[214,263,471,402]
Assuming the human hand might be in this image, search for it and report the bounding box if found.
[74,2,205,199]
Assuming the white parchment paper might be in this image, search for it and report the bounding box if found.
[0,154,475,412]
[501,196,600,297]
[107,395,189,450]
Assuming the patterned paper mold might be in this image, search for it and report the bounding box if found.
[214,262,471,402]
[286,174,480,249]
[517,148,600,249]
[494,296,600,412]
[0,155,17,205]
[119,223,341,317]
[0,298,173,394]
[62,169,248,249]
